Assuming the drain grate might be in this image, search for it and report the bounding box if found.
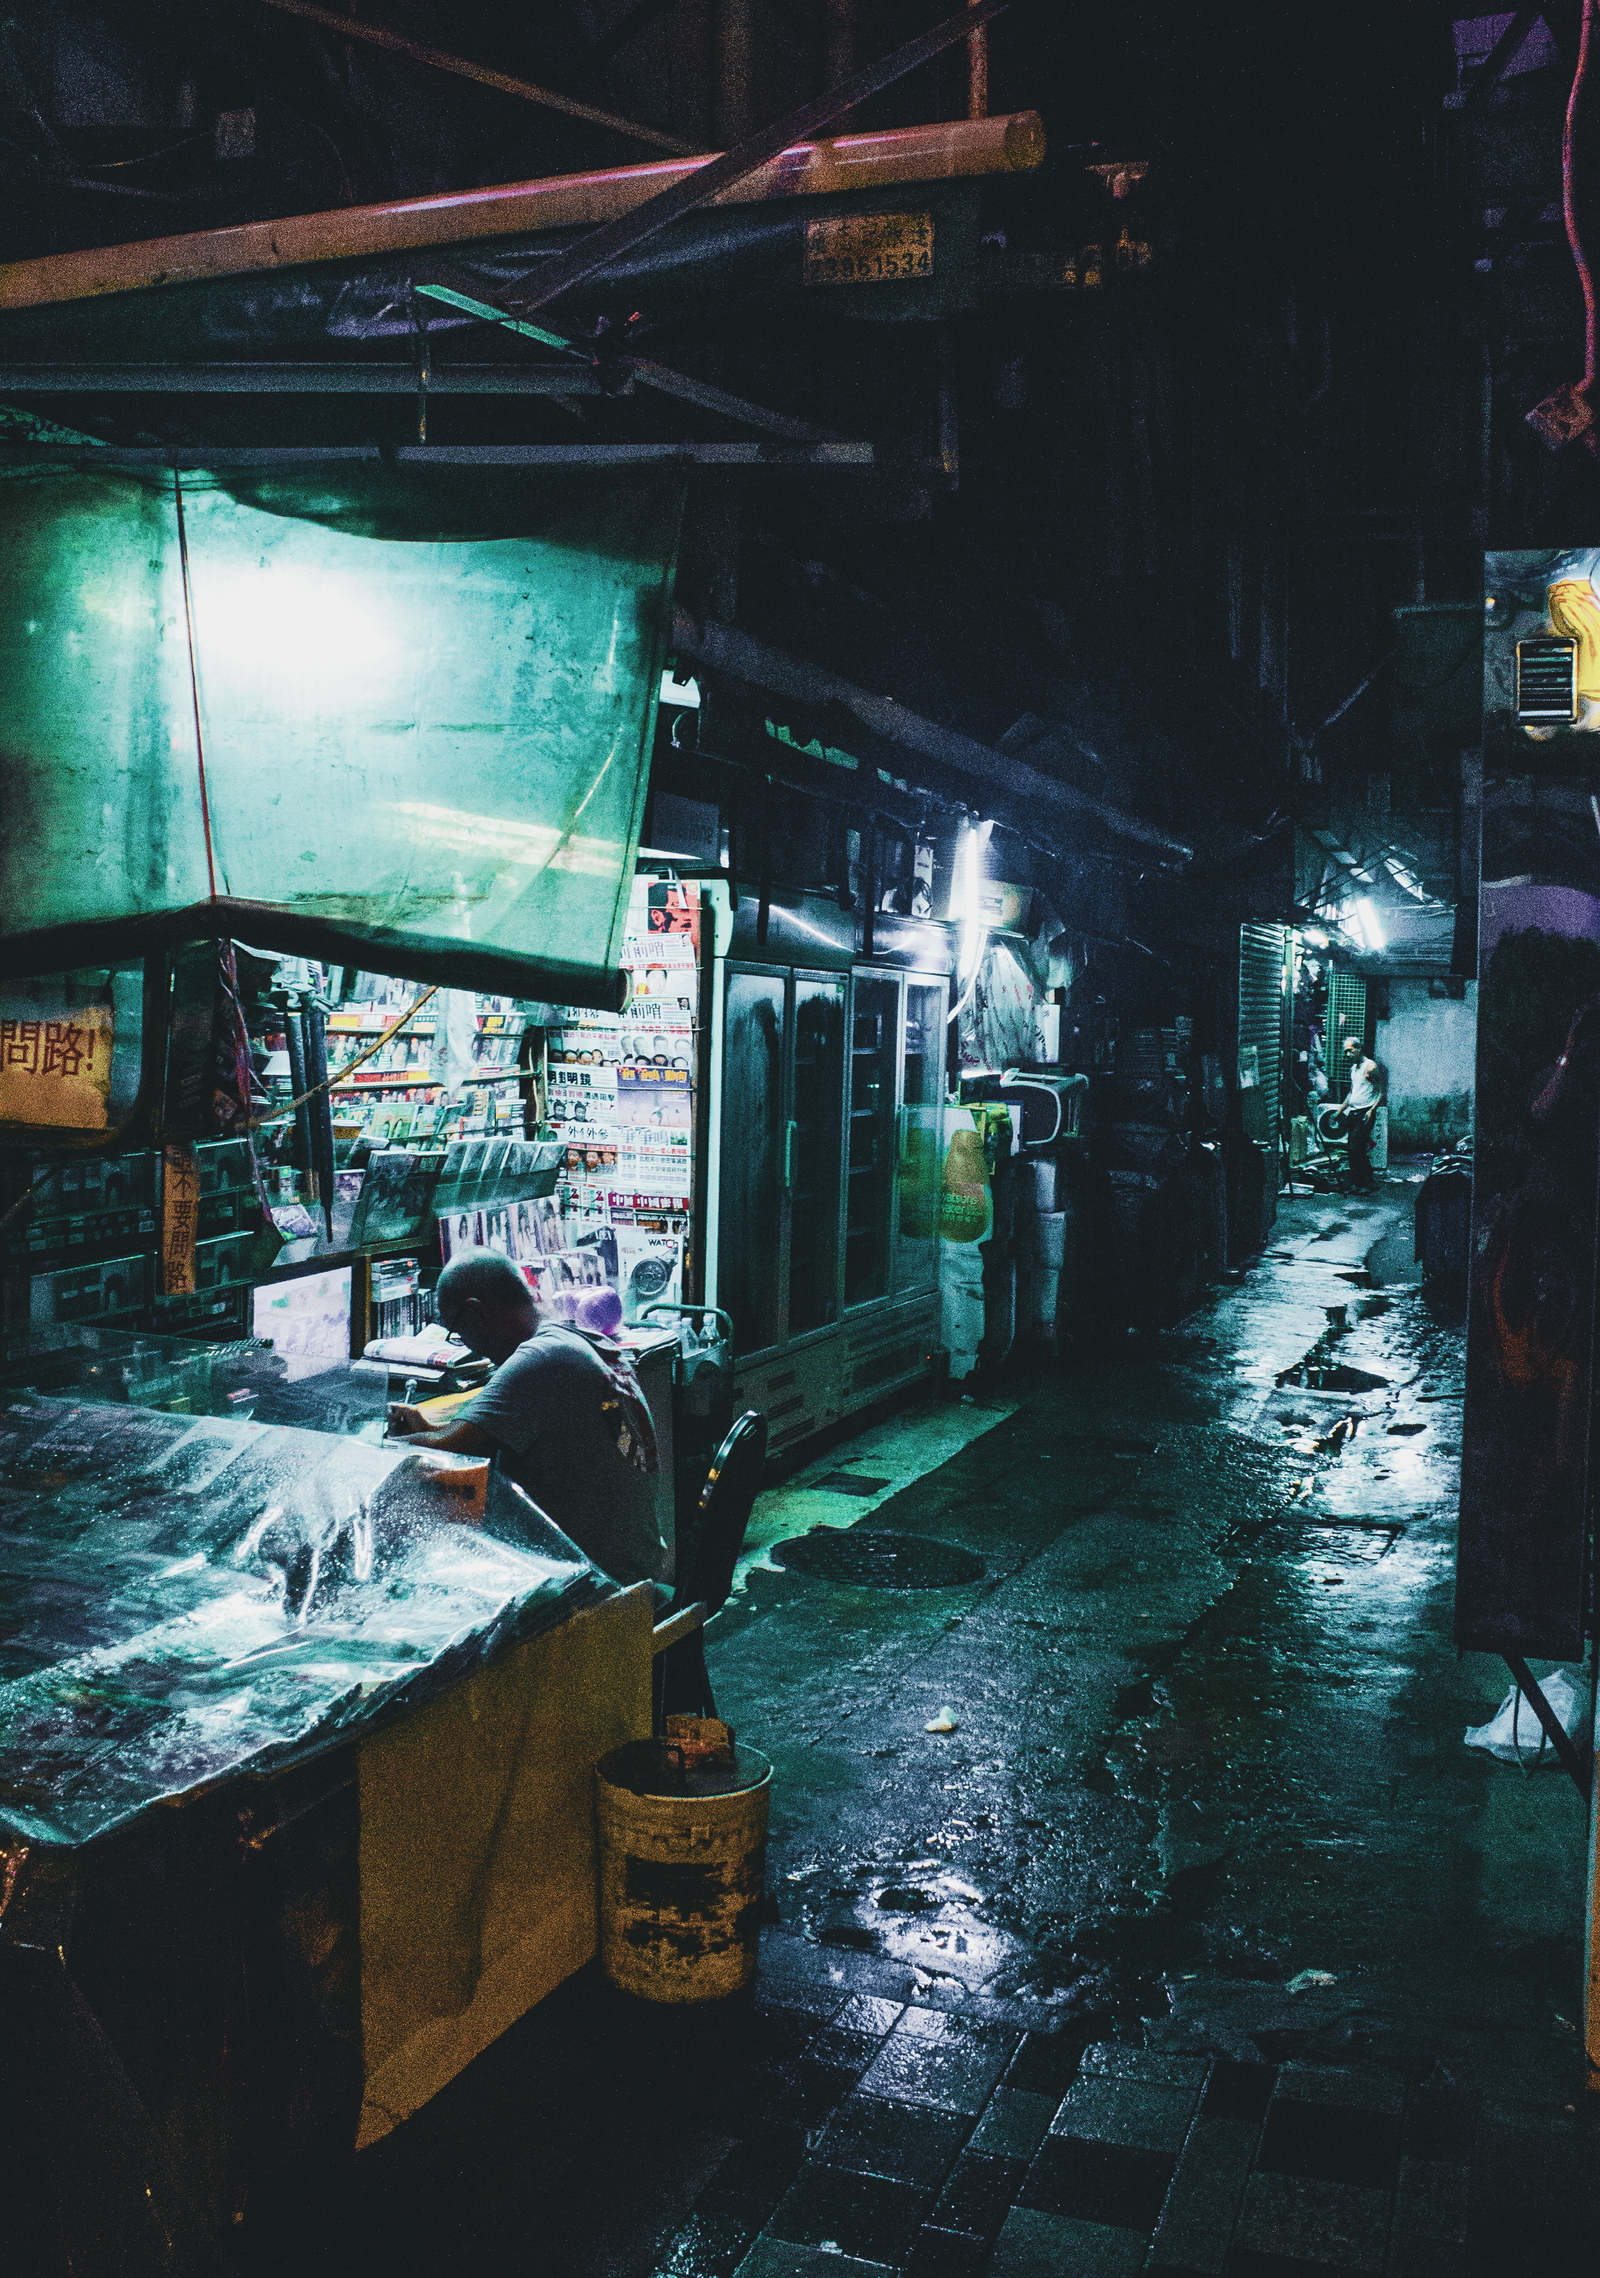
[774,1528,986,1589]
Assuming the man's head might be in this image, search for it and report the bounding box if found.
[1343,1040,1362,1061]
[434,1249,538,1364]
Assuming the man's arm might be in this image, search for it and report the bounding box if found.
[387,1407,499,1456]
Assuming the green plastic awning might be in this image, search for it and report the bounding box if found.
[0,463,684,1009]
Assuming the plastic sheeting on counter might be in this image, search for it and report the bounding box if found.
[0,1394,612,1847]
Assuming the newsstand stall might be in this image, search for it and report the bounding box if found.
[0,1391,654,2261]
[0,456,686,2265]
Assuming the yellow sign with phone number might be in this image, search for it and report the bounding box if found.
[803,211,935,285]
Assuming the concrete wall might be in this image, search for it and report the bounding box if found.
[1377,980,1476,1150]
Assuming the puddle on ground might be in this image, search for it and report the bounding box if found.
[801,1859,1027,1996]
[1276,1358,1389,1392]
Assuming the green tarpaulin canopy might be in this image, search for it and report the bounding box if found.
[0,462,683,1009]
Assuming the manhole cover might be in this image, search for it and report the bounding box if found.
[773,1529,986,1589]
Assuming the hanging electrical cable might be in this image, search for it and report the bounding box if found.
[1527,0,1600,451]
[1570,0,1599,394]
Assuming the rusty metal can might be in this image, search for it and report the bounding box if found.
[594,1736,772,2002]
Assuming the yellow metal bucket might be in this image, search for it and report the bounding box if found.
[595,1737,772,2002]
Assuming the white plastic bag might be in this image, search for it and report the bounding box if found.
[1464,1669,1592,1765]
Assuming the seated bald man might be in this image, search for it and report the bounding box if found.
[388,1249,670,1587]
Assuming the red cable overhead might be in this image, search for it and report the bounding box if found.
[1527,0,1600,449]
[1566,0,1599,392]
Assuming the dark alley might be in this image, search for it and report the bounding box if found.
[328,1184,1594,2278]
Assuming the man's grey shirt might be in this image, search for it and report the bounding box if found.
[468,1324,670,1586]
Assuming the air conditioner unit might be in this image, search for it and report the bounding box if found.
[1515,635,1579,724]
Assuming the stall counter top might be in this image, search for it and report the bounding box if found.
[0,1394,612,1849]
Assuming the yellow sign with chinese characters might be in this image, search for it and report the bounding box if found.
[803,211,934,285]
[0,1007,114,1128]
[160,1141,202,1296]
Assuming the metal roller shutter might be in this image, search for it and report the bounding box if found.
[1238,922,1291,1203]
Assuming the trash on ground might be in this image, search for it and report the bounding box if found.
[1286,1968,1339,1993]
[1464,1670,1591,1764]
[925,1706,959,1733]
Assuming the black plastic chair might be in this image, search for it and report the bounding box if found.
[653,1409,767,1724]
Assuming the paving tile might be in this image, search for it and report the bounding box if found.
[1020,2134,1175,2229]
[733,2243,893,2278]
[814,2093,973,2189]
[1233,2171,1390,2273]
[1255,2097,1401,2190]
[1386,2239,1474,2278]
[1223,2255,1374,2278]
[1145,2115,1259,2275]
[1004,2031,1088,2099]
[808,2023,891,2074]
[1398,2083,1477,2166]
[752,1950,850,2023]
[859,2008,1020,2115]
[765,2056,861,2129]
[764,2161,935,2264]
[903,2224,992,2276]
[1390,2154,1468,2246]
[655,2201,768,2278]
[1462,2198,1599,2276]
[929,2151,1028,2239]
[718,2057,805,2128]
[1047,2076,1198,2153]
[988,2204,1148,2276]
[1200,2063,1278,2125]
[1274,2064,1405,2117]
[833,1995,907,2038]
[748,2002,836,2059]
[967,2087,1060,2160]
[1080,2045,1211,2088]
[699,2125,810,2210]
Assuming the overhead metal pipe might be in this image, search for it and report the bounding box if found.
[0,110,1042,311]
[442,0,1011,322]
[251,0,693,153]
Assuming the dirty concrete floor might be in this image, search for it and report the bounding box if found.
[329,1182,1598,2278]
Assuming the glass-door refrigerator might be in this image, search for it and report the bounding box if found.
[714,963,947,1463]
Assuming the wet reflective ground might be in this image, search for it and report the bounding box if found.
[714,1190,1586,2048]
[329,1185,1598,2278]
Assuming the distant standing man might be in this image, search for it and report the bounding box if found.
[1341,1039,1385,1193]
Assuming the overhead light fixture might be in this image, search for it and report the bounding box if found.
[1302,925,1329,948]
[1353,898,1385,953]
[953,817,995,987]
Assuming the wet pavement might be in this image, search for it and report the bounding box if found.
[330,1182,1598,2278]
